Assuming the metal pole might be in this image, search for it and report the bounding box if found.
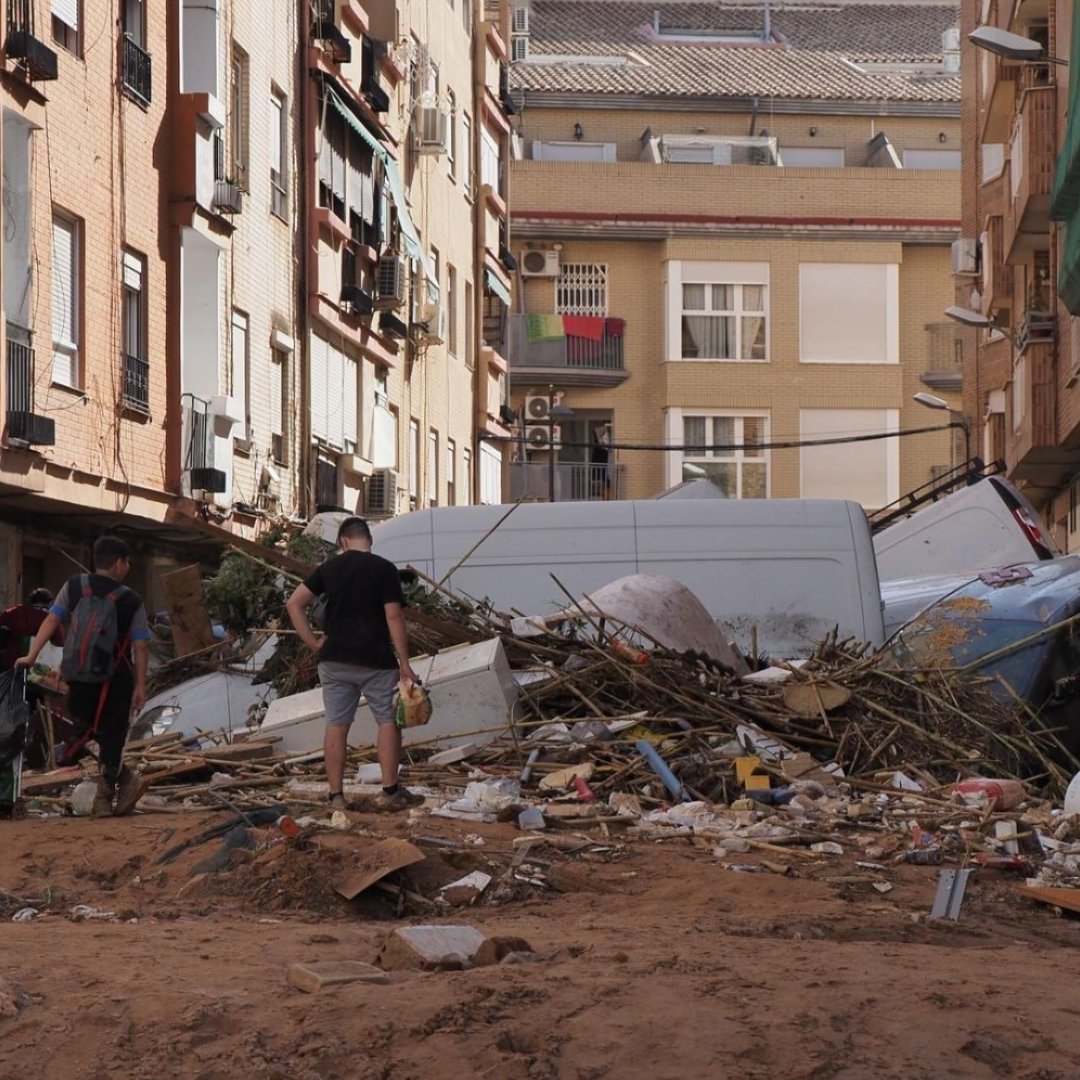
[548,383,555,502]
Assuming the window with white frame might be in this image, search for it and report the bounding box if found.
[799,263,898,364]
[800,408,899,508]
[310,333,359,452]
[680,282,766,360]
[480,126,501,192]
[230,311,250,444]
[121,250,148,410]
[409,418,420,503]
[448,264,458,355]
[447,438,457,504]
[230,47,249,191]
[678,413,769,497]
[447,89,457,178]
[556,263,607,316]
[463,446,473,503]
[479,441,502,504]
[271,348,288,464]
[51,214,80,387]
[462,112,473,195]
[52,0,81,56]
[270,88,288,219]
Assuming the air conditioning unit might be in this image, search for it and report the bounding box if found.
[951,237,979,276]
[415,105,450,155]
[524,391,562,422]
[188,467,228,493]
[365,467,399,516]
[417,300,446,344]
[376,254,406,308]
[520,249,560,278]
[526,424,561,450]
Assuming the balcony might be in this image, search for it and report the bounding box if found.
[122,353,149,413]
[1006,341,1066,487]
[509,461,626,503]
[212,179,243,215]
[508,314,628,387]
[4,1,58,81]
[121,34,152,104]
[5,329,54,446]
[182,395,226,493]
[981,209,1013,317]
[1004,86,1054,263]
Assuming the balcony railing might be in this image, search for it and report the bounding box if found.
[1006,341,1058,486]
[508,314,627,385]
[1005,86,1054,262]
[4,0,58,81]
[509,461,626,502]
[121,34,152,104]
[122,353,149,412]
[6,328,33,415]
[182,394,226,493]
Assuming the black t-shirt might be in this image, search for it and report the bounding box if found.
[303,550,404,669]
[52,573,150,688]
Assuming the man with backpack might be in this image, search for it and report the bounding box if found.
[17,536,151,817]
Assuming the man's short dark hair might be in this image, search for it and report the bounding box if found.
[29,588,53,605]
[337,516,372,544]
[93,535,131,571]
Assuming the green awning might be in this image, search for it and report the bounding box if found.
[327,88,387,163]
[484,268,512,307]
[1052,2,1080,220]
[326,87,436,299]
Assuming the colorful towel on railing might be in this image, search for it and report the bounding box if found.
[526,313,565,342]
[605,317,626,338]
[562,314,605,341]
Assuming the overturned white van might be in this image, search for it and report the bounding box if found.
[370,499,884,660]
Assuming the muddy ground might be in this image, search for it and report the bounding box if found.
[2,808,1080,1080]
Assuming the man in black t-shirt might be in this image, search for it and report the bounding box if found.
[18,536,151,817]
[286,516,420,812]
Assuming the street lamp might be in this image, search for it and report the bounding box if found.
[545,384,574,503]
[913,391,971,466]
[967,26,1067,66]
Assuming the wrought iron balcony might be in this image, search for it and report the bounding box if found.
[6,328,55,446]
[509,461,626,502]
[122,353,149,412]
[121,34,152,104]
[4,0,58,81]
[508,314,628,387]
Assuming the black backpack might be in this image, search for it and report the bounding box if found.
[60,576,133,683]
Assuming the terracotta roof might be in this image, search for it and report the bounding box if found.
[509,2,961,103]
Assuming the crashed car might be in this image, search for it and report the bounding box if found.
[885,555,1080,761]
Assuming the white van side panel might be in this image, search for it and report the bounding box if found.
[372,499,884,657]
[631,501,883,656]
[437,503,638,614]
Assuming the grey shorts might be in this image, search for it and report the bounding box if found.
[318,662,399,727]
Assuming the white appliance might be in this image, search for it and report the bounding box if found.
[258,637,520,755]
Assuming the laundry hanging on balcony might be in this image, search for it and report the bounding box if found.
[526,313,564,343]
[562,314,604,341]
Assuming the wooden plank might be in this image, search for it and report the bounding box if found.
[334,838,426,899]
[1017,885,1080,915]
[162,565,216,659]
[19,767,83,795]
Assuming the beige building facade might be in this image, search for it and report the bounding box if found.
[508,0,964,508]
[0,1,509,607]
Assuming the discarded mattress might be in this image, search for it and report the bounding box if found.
[259,637,520,755]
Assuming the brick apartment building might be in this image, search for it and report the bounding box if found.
[506,0,964,507]
[962,0,1080,550]
[0,0,512,609]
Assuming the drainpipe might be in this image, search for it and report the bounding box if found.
[297,0,313,517]
[763,0,771,42]
[471,0,485,504]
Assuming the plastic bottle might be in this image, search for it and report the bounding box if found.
[951,778,1026,811]
[71,781,98,816]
